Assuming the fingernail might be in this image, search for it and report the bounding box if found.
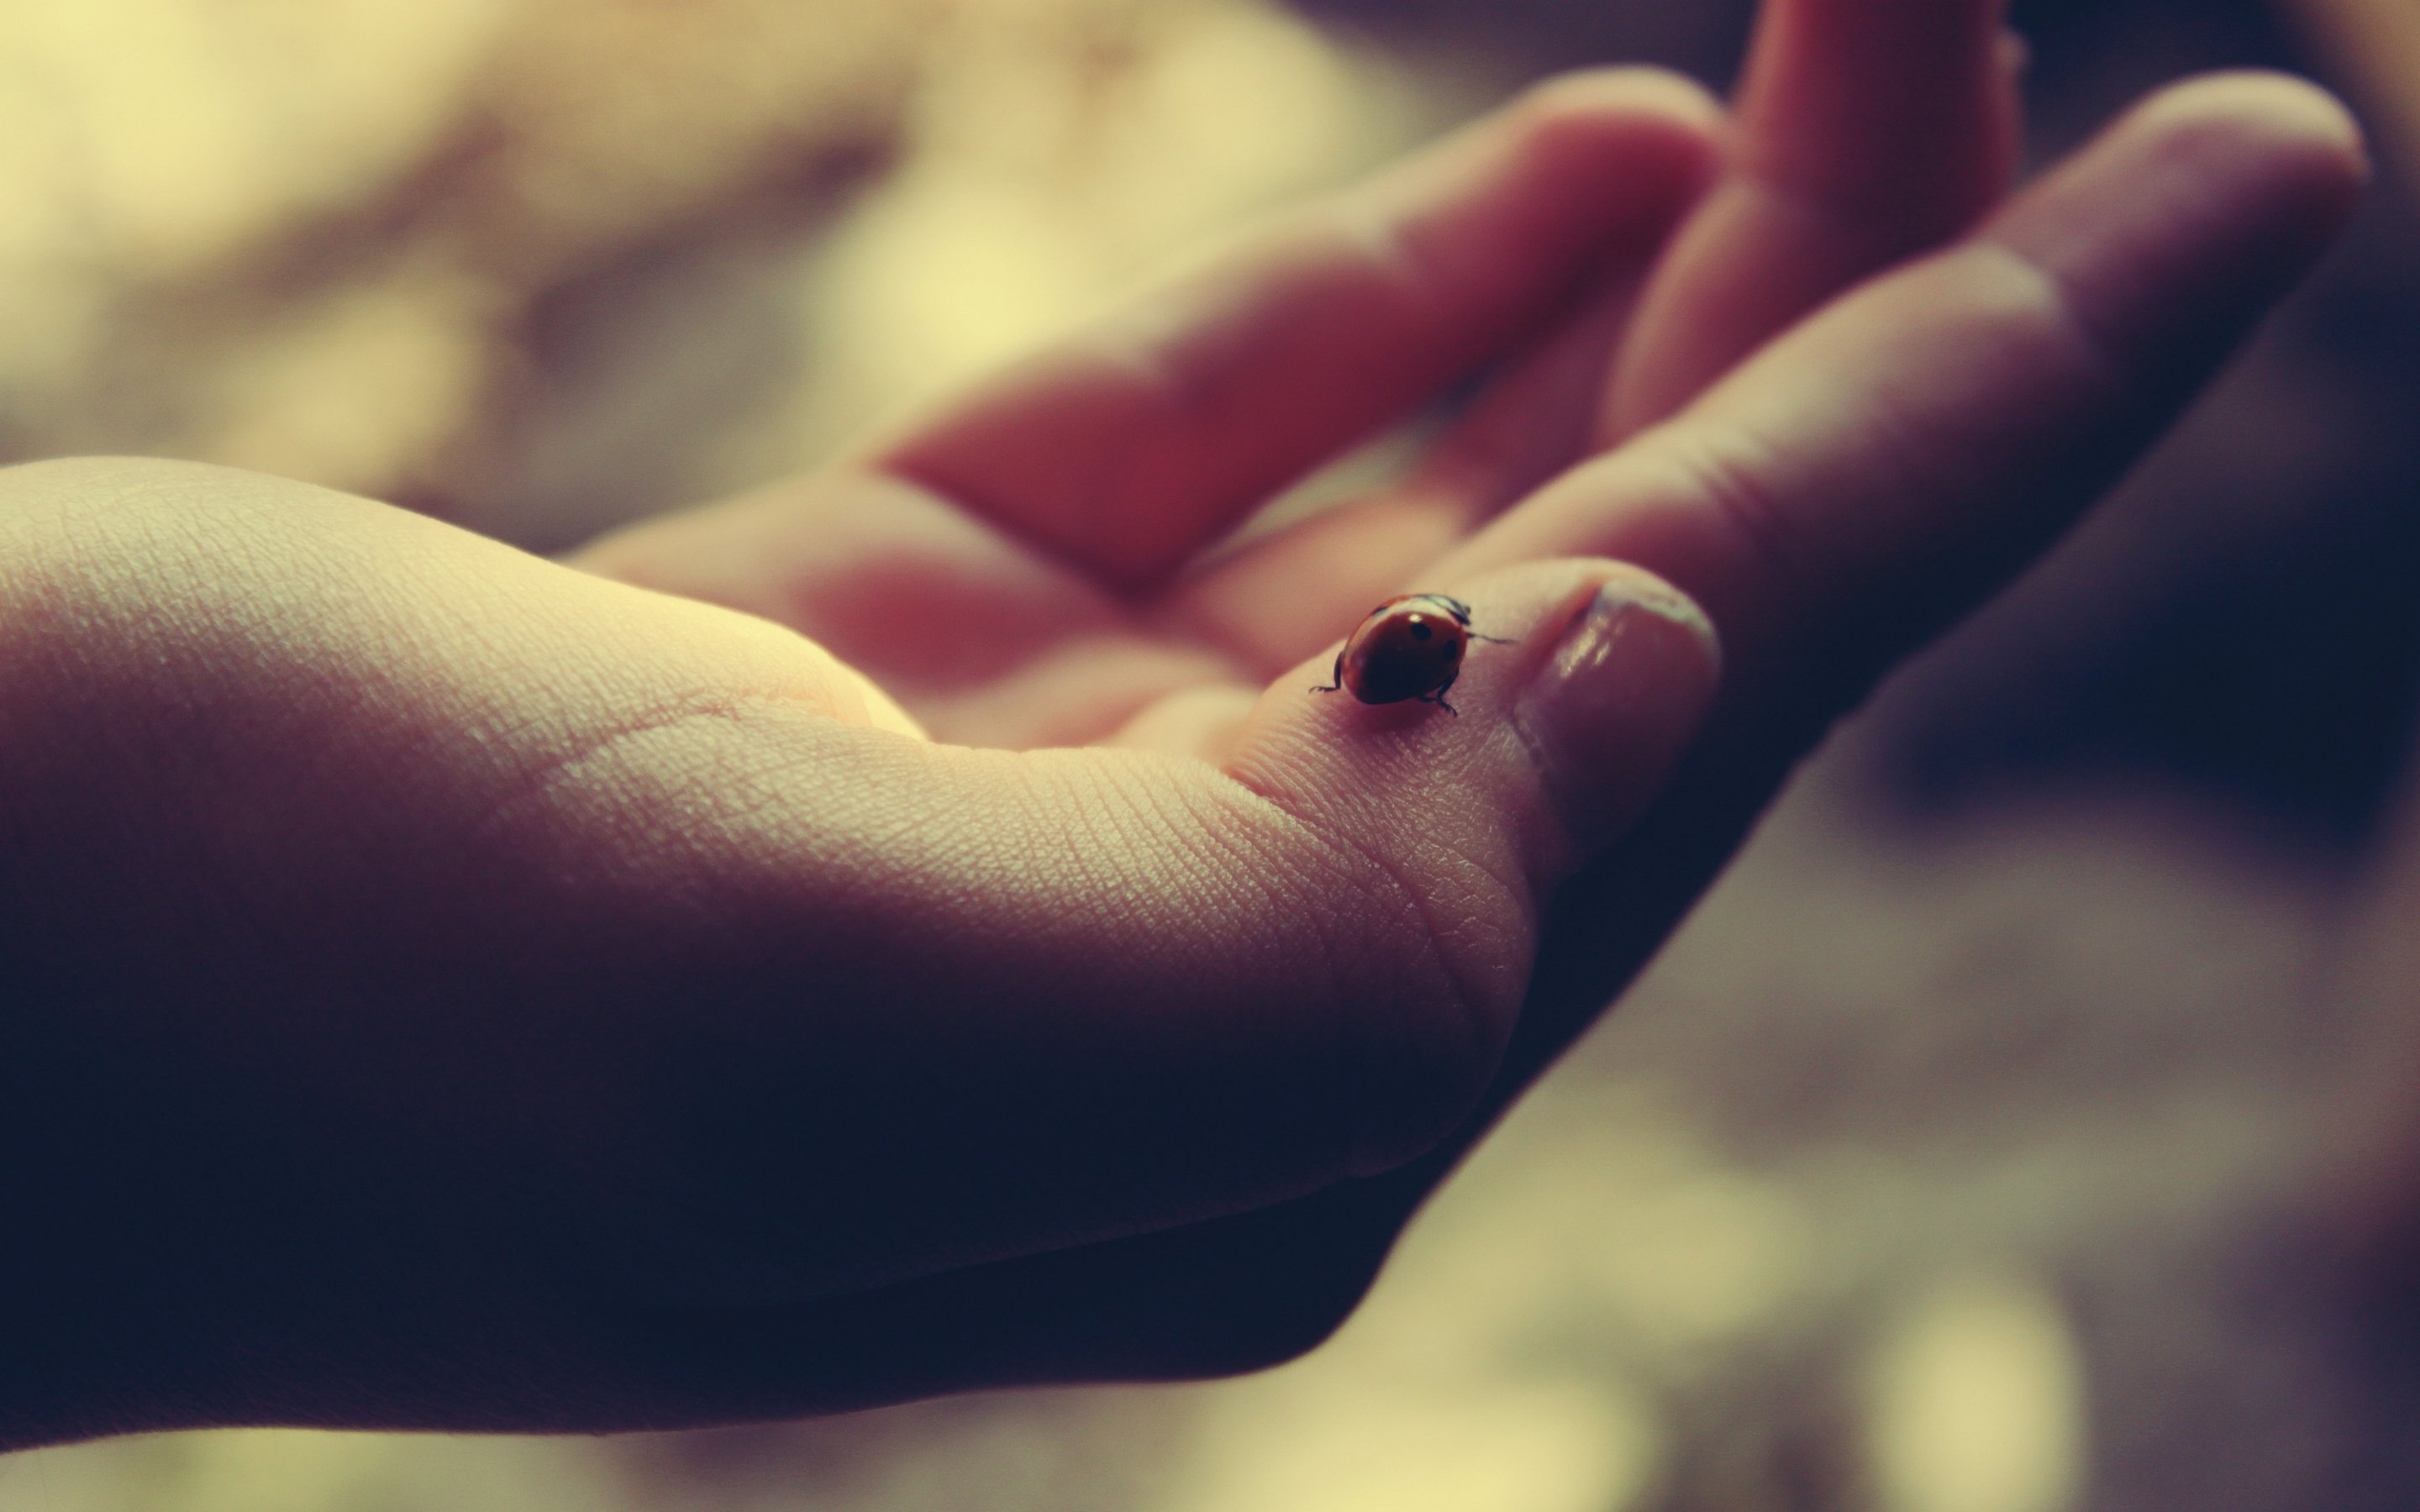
[1512,573,1722,857]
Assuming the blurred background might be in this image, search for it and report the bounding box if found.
[4,0,2420,1508]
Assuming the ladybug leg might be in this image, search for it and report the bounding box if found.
[1418,670,1461,716]
[1468,632,1517,645]
[1310,649,1345,695]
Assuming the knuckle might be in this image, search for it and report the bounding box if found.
[1960,240,2135,406]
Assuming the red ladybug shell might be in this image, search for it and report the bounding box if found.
[1320,593,1481,708]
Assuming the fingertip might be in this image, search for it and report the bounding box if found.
[1978,70,2365,390]
[2134,69,2370,167]
[1386,64,1726,233]
[1492,66,1727,204]
[1513,65,1728,144]
[2125,71,2369,207]
[1219,558,1722,1176]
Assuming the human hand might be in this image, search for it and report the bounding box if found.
[553,1,2352,1420]
[0,1,2362,1449]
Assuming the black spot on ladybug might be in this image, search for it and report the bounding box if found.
[1444,640,1460,658]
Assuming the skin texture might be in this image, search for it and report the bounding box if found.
[0,0,2369,1447]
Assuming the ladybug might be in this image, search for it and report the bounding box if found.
[1311,593,1512,715]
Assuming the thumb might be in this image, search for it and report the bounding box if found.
[548,563,1714,1304]
[1222,558,1721,1172]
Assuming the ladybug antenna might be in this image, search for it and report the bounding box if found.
[1425,594,1508,642]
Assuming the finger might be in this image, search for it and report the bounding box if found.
[1606,0,2022,438]
[1448,72,2366,702]
[1217,559,1719,1172]
[561,561,1716,1314]
[874,69,1720,592]
[1160,261,1655,674]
